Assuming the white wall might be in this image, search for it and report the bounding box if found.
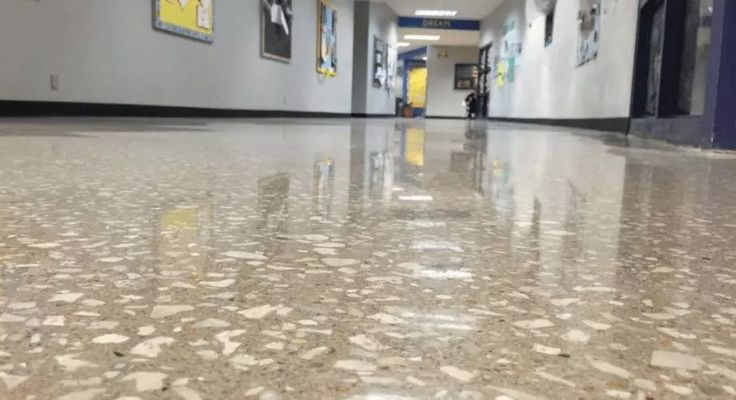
[426,46,479,118]
[0,0,355,114]
[479,0,639,119]
[351,1,398,115]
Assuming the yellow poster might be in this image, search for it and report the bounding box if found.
[154,0,214,43]
[406,128,425,167]
[408,67,427,108]
[496,61,507,87]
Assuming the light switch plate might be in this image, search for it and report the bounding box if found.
[50,74,60,91]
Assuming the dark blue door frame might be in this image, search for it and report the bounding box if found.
[703,0,736,149]
[630,0,736,149]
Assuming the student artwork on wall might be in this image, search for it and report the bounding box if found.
[386,45,397,92]
[317,0,338,77]
[577,0,601,66]
[373,37,387,88]
[154,0,214,43]
[495,20,521,87]
[261,0,293,62]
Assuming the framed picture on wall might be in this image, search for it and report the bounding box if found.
[373,36,387,88]
[577,0,601,66]
[261,0,293,62]
[153,0,214,43]
[386,44,397,92]
[317,0,338,77]
[454,64,479,90]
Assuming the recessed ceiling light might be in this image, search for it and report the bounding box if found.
[397,42,411,47]
[404,34,441,41]
[415,10,458,17]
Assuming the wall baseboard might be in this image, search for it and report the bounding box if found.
[488,117,631,133]
[629,116,708,147]
[350,113,397,118]
[0,100,374,119]
[426,116,467,120]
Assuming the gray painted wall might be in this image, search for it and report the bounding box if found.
[479,0,639,119]
[426,46,478,118]
[351,1,398,115]
[0,0,355,113]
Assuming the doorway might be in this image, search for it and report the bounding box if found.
[632,0,713,118]
[477,43,492,119]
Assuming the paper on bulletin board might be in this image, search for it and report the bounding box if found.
[496,62,506,87]
[507,57,515,83]
[155,0,214,42]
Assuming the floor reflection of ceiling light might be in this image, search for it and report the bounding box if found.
[412,240,463,252]
[346,394,417,400]
[406,220,445,228]
[399,195,433,201]
[416,269,472,280]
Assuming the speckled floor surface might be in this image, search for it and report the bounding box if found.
[1,118,736,400]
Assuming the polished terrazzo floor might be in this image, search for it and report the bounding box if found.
[1,118,736,400]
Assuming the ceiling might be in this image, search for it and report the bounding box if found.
[398,28,480,52]
[382,0,504,20]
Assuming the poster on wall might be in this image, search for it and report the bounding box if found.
[373,37,387,88]
[154,0,214,43]
[317,0,338,77]
[261,0,293,62]
[386,45,397,92]
[577,0,601,66]
[496,58,506,87]
[495,20,521,87]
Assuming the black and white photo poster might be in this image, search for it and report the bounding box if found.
[261,0,293,62]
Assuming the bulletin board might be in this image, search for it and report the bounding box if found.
[317,0,338,77]
[154,0,214,43]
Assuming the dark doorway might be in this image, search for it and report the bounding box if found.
[545,10,555,47]
[632,0,713,118]
[645,3,666,115]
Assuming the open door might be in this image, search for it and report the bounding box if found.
[477,43,492,119]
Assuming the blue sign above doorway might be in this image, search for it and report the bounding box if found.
[398,17,480,31]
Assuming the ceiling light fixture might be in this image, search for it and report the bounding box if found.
[415,10,458,17]
[397,42,411,47]
[404,34,441,41]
